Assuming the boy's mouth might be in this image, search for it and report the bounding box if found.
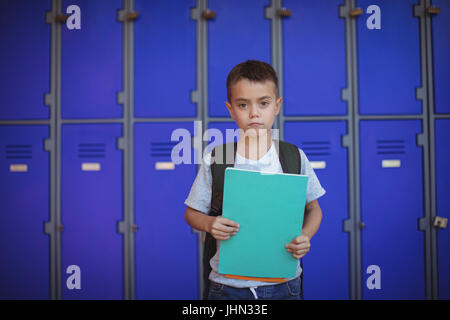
[248,122,263,127]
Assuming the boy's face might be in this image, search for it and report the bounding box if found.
[225,78,282,137]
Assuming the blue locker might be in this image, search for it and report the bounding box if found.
[431,0,450,114]
[0,0,50,120]
[360,120,424,299]
[0,125,49,299]
[208,0,271,117]
[61,0,122,119]
[61,124,123,299]
[356,0,421,115]
[134,122,198,299]
[284,121,349,300]
[283,0,346,116]
[435,119,450,299]
[134,0,196,118]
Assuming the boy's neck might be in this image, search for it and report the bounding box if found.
[236,129,272,161]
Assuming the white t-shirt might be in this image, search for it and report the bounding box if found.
[184,141,326,288]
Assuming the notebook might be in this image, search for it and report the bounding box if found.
[218,167,308,280]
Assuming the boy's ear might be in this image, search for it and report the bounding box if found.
[274,96,282,115]
[225,101,235,119]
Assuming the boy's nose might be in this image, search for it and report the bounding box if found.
[249,105,260,118]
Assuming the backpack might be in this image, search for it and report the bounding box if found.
[203,139,303,300]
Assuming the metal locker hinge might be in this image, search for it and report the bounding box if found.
[426,6,441,15]
[277,8,291,18]
[190,90,200,104]
[117,92,125,105]
[44,93,53,107]
[117,137,126,151]
[343,219,352,233]
[44,138,54,152]
[202,9,216,20]
[118,221,138,233]
[433,216,448,229]
[418,217,428,231]
[44,221,53,235]
[416,133,426,147]
[341,135,351,148]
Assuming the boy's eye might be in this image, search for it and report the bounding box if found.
[261,101,270,107]
[238,103,248,109]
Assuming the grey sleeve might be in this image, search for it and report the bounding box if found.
[299,148,326,203]
[184,152,213,215]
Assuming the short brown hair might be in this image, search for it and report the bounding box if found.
[226,60,279,102]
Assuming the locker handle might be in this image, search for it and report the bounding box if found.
[359,221,365,230]
[202,9,216,20]
[118,11,139,22]
[124,11,139,21]
[277,8,291,18]
[433,216,448,229]
[426,6,441,15]
[58,224,64,232]
[132,224,138,233]
[55,13,69,23]
[349,8,363,17]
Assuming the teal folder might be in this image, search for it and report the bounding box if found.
[218,167,308,279]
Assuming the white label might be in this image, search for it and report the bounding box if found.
[9,164,28,172]
[81,162,101,171]
[381,159,401,168]
[310,161,326,169]
[155,162,175,170]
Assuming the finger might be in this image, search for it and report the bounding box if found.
[212,229,232,238]
[219,217,240,229]
[293,235,308,244]
[214,224,236,234]
[293,249,309,258]
[286,243,309,251]
[213,233,231,240]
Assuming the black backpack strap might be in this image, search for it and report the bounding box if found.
[277,140,301,175]
[203,142,237,300]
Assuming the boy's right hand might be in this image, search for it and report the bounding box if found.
[208,216,240,241]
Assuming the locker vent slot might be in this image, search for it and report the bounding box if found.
[151,141,177,158]
[78,143,105,158]
[301,141,330,156]
[5,145,32,159]
[376,140,405,155]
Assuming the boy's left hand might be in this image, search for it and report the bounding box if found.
[285,235,311,259]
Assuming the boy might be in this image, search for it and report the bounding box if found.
[184,60,325,300]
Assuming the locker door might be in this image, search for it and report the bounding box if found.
[431,0,450,114]
[134,0,196,118]
[283,0,346,116]
[360,120,424,299]
[435,119,450,299]
[0,0,50,120]
[356,0,421,115]
[284,121,349,300]
[0,125,49,299]
[208,0,271,117]
[61,124,123,299]
[135,122,198,299]
[61,0,122,119]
